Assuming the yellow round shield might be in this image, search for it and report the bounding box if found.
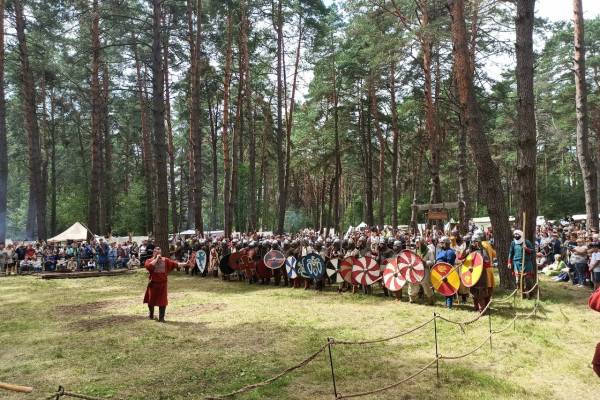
[431,262,460,296]
[460,252,483,288]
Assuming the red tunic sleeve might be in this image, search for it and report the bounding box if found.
[164,257,179,274]
[144,258,155,272]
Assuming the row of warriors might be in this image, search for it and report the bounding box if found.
[154,229,499,314]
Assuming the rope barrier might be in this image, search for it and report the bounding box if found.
[331,317,435,345]
[44,386,109,400]
[335,358,438,399]
[9,273,542,400]
[490,288,519,304]
[522,281,539,295]
[203,343,328,400]
[435,295,493,329]
[331,290,542,399]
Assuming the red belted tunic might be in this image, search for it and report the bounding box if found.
[143,256,179,307]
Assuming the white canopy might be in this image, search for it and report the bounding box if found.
[572,214,600,221]
[47,222,93,243]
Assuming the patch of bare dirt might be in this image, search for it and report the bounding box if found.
[54,293,190,317]
[172,303,227,317]
[68,315,141,331]
[55,301,113,315]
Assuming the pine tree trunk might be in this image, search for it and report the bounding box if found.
[515,0,537,243]
[573,0,599,232]
[231,4,247,232]
[449,0,513,289]
[419,1,442,205]
[332,43,341,234]
[242,7,256,232]
[457,118,470,233]
[0,0,7,244]
[151,0,169,251]
[15,0,45,240]
[133,40,154,235]
[365,97,374,227]
[185,0,196,228]
[283,17,303,215]
[87,0,102,235]
[389,62,399,230]
[357,86,374,227]
[191,0,204,234]
[163,12,178,236]
[207,95,219,231]
[275,0,286,234]
[369,74,385,228]
[222,13,233,237]
[258,98,273,229]
[49,94,57,236]
[101,63,111,235]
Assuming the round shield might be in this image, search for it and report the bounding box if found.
[398,250,425,284]
[285,256,298,279]
[339,257,355,284]
[264,249,285,269]
[240,253,255,274]
[431,262,460,296]
[351,256,381,286]
[326,258,340,281]
[228,251,245,271]
[196,250,207,273]
[382,257,406,292]
[256,259,272,279]
[460,252,483,287]
[302,253,326,280]
[219,254,234,275]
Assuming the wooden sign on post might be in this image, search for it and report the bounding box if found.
[427,210,449,221]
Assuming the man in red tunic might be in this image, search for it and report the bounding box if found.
[143,247,187,322]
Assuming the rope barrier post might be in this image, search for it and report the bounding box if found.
[433,312,440,385]
[513,285,517,331]
[488,306,493,351]
[327,338,338,399]
[55,385,63,400]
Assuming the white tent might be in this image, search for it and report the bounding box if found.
[47,222,94,243]
[572,214,600,222]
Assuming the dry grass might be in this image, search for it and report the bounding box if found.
[1,270,599,400]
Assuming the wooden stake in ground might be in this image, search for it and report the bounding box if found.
[0,382,33,393]
[520,212,526,294]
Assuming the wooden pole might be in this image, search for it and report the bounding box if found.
[520,212,526,294]
[0,382,33,393]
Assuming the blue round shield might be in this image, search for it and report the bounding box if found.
[302,252,325,280]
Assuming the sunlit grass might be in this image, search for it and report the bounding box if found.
[1,271,599,399]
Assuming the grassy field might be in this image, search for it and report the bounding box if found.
[1,270,599,400]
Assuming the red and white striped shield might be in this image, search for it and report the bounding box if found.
[382,257,406,292]
[339,257,355,284]
[398,249,425,284]
[351,256,381,286]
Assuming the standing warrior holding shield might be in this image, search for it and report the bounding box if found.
[461,231,495,312]
[435,236,457,308]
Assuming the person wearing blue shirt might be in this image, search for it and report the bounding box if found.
[436,236,457,309]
